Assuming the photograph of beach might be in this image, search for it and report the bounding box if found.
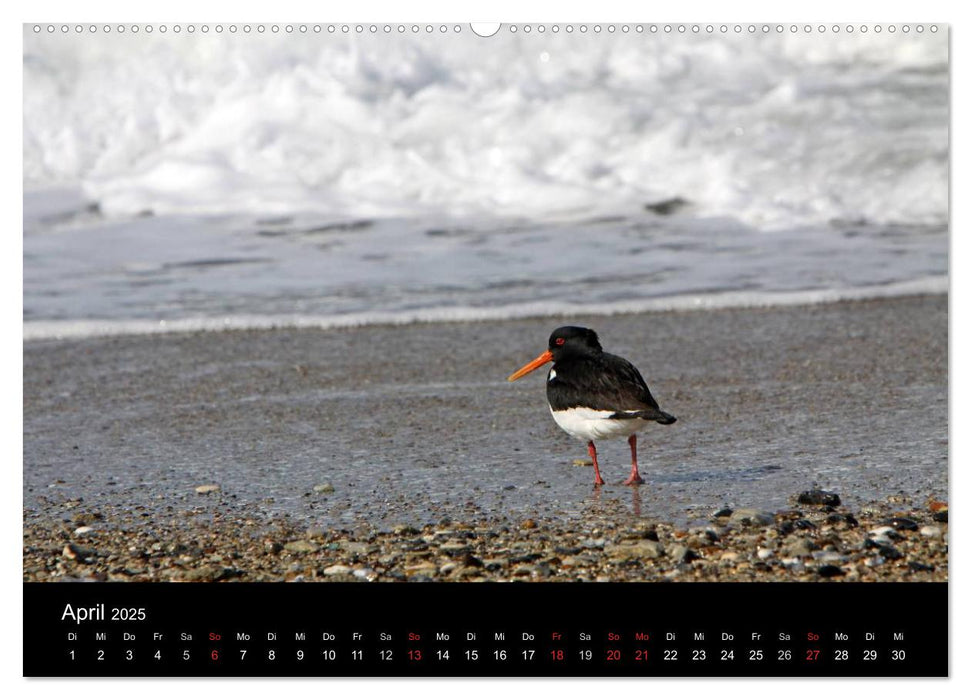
[23,24,948,582]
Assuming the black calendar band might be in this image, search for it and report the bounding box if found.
[24,581,947,677]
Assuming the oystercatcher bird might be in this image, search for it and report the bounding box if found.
[508,326,676,486]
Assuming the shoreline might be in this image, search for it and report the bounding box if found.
[24,294,948,582]
[23,285,948,343]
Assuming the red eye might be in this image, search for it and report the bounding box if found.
[555,338,565,346]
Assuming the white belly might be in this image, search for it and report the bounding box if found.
[550,406,648,442]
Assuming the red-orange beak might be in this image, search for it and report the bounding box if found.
[507,349,554,381]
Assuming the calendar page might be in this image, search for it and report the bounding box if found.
[22,20,948,677]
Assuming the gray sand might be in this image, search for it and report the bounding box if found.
[24,295,947,536]
[23,295,948,582]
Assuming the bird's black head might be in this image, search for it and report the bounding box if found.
[548,326,603,361]
[508,326,604,382]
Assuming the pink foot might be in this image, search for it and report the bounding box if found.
[623,474,644,486]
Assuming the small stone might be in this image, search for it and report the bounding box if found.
[784,538,817,558]
[797,489,841,507]
[932,511,948,523]
[757,548,774,560]
[323,564,352,576]
[668,545,698,563]
[176,566,220,582]
[73,526,94,536]
[826,513,858,527]
[352,568,375,580]
[713,507,733,518]
[439,541,471,554]
[919,526,942,539]
[878,545,903,560]
[817,565,844,578]
[461,553,484,568]
[868,526,902,540]
[521,519,537,529]
[908,561,935,572]
[572,459,593,467]
[194,484,220,495]
[62,543,95,561]
[882,517,918,531]
[815,551,847,564]
[928,500,948,513]
[720,551,740,562]
[313,483,335,494]
[404,563,439,578]
[605,541,664,560]
[283,540,319,554]
[729,509,774,527]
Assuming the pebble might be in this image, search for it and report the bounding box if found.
[817,565,844,578]
[283,540,319,554]
[404,563,438,577]
[194,484,220,495]
[729,509,774,527]
[62,543,95,561]
[313,483,335,494]
[604,541,664,560]
[878,545,904,560]
[797,489,841,507]
[342,541,375,555]
[572,459,593,467]
[882,517,918,531]
[814,551,847,564]
[868,525,901,540]
[920,526,942,539]
[783,538,817,558]
[73,526,94,535]
[756,548,774,560]
[323,564,352,576]
[668,545,698,563]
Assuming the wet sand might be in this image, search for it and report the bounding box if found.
[23,295,947,581]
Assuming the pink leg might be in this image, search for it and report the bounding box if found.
[623,434,644,486]
[587,441,605,486]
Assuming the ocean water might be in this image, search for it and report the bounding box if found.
[23,27,948,336]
